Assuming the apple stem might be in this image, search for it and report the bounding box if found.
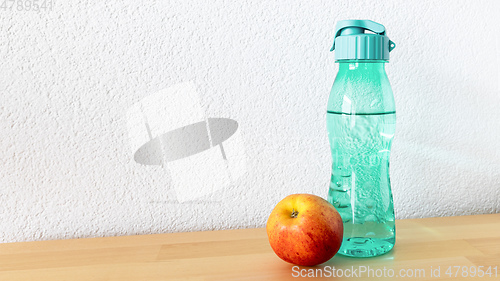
[291,209,299,218]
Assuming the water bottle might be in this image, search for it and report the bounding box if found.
[327,20,397,257]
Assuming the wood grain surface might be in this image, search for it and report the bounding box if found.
[0,214,498,280]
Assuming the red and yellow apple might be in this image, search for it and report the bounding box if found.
[266,194,343,266]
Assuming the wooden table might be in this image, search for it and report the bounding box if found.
[0,214,498,280]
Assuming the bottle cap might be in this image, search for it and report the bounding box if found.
[331,20,395,61]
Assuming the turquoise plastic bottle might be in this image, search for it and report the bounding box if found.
[327,20,397,257]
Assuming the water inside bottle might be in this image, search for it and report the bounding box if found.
[327,111,396,257]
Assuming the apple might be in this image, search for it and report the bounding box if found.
[266,193,343,266]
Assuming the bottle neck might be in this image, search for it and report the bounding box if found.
[337,60,386,72]
[329,59,395,114]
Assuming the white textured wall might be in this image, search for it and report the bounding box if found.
[1,0,499,243]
